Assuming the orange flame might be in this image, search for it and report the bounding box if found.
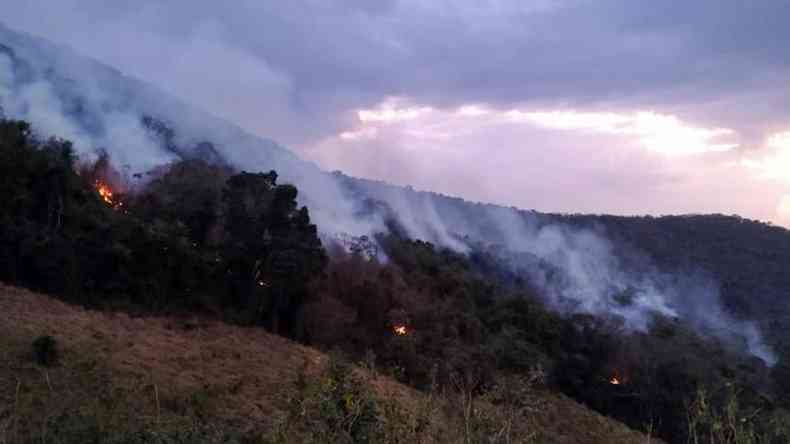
[96,182,113,204]
[393,325,408,336]
[95,181,122,209]
[609,369,625,385]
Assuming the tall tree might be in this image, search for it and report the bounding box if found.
[222,171,326,336]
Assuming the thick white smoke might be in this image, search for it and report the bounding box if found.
[0,22,381,237]
[0,21,776,365]
[349,181,777,365]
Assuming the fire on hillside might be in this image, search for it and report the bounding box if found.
[393,324,409,336]
[94,180,123,210]
[609,369,626,386]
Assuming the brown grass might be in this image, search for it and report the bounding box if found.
[0,283,328,439]
[0,283,661,443]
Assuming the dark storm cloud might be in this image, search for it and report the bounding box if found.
[198,0,790,114]
[3,0,790,138]
[2,0,790,228]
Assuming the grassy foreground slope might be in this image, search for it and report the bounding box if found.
[0,284,659,443]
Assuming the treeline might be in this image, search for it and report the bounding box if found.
[0,118,325,337]
[551,212,790,410]
[307,236,787,442]
[1,116,788,443]
[552,212,790,330]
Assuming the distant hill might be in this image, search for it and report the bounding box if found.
[338,172,790,359]
[1,22,788,343]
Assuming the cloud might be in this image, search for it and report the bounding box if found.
[358,99,433,123]
[744,132,790,182]
[308,97,789,225]
[2,1,790,225]
[778,195,790,222]
[339,127,378,141]
[506,110,738,156]
[5,1,790,138]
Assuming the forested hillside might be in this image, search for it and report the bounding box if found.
[1,283,665,443]
[2,116,790,442]
[565,213,790,326]
[0,118,325,335]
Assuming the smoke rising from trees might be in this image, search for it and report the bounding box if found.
[0,22,776,365]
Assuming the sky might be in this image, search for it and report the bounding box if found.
[3,1,790,226]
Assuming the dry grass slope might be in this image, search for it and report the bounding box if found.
[0,284,661,443]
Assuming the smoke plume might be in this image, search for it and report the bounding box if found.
[0,22,775,365]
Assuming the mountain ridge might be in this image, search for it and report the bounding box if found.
[2,16,788,368]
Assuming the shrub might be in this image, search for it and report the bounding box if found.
[267,354,380,443]
[685,383,790,444]
[32,335,58,366]
[267,353,450,443]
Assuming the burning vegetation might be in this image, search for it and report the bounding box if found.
[393,324,409,336]
[609,369,626,386]
[79,150,126,210]
[3,117,789,444]
[95,180,123,209]
[389,308,411,337]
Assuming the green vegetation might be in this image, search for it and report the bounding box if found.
[267,355,392,444]
[308,237,788,442]
[1,325,239,443]
[266,353,546,444]
[2,116,790,443]
[685,384,790,444]
[1,285,655,444]
[31,335,58,367]
[0,118,325,334]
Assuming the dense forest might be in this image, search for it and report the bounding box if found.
[2,116,790,443]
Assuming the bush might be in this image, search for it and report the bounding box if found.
[685,384,787,444]
[32,335,58,366]
[271,354,381,443]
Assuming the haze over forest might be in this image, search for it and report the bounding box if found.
[2,3,790,443]
[3,0,790,226]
